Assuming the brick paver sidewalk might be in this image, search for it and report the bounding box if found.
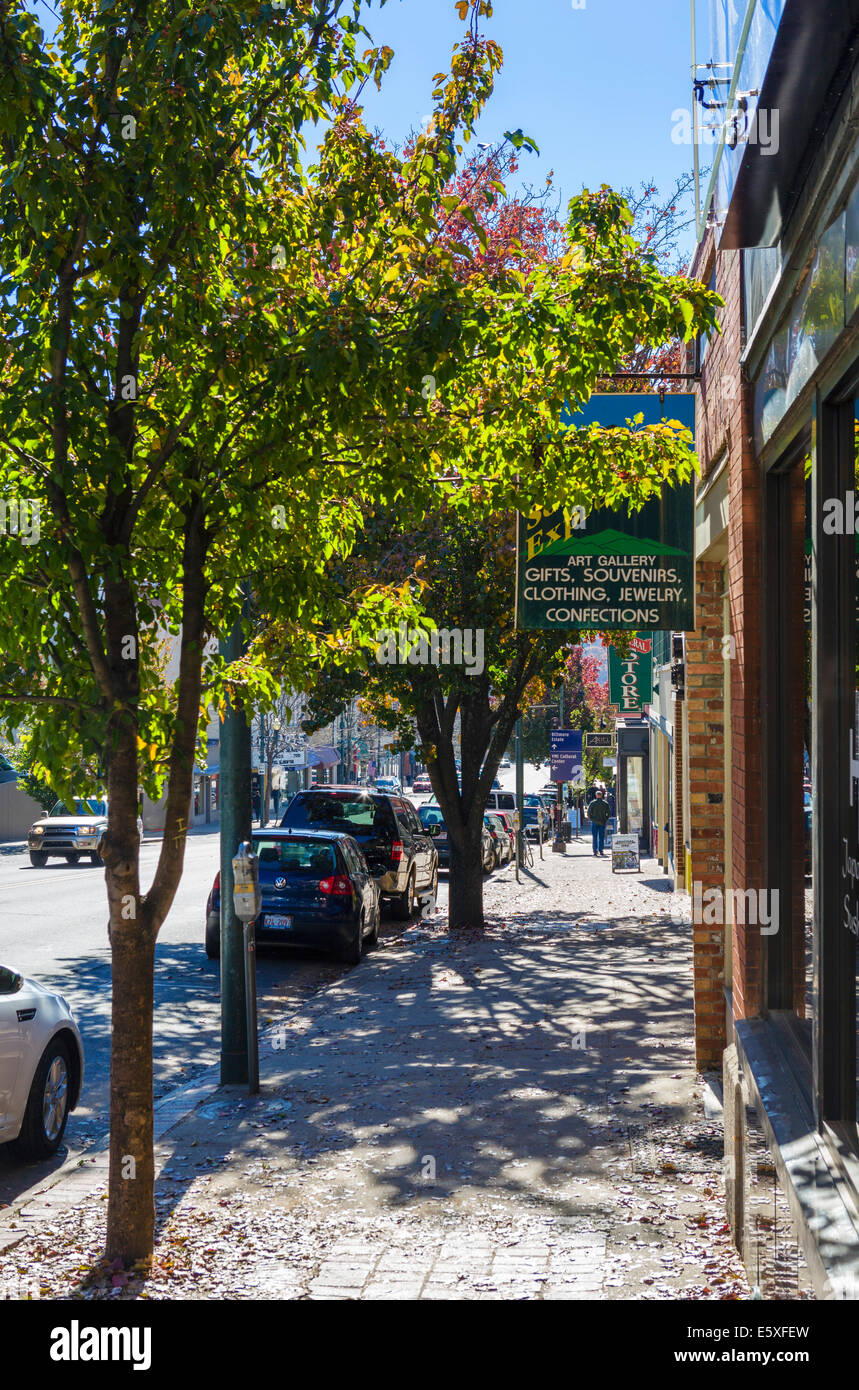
[0,842,749,1300]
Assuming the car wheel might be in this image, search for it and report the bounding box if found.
[90,850,104,867]
[205,914,220,959]
[64,853,80,865]
[391,871,416,920]
[11,1039,72,1160]
[365,910,379,951]
[340,918,364,965]
[29,851,48,868]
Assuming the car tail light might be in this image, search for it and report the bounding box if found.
[213,871,220,894]
[391,840,404,863]
[318,875,353,896]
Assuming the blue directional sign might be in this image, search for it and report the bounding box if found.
[550,730,583,781]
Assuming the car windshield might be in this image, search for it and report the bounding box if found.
[284,792,396,837]
[255,837,338,874]
[51,799,107,817]
[419,806,445,827]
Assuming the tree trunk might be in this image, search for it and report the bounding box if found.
[105,914,156,1263]
[103,695,155,1264]
[103,504,208,1265]
[447,819,486,930]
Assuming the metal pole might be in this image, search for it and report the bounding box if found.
[219,603,252,1086]
[243,920,259,1094]
[691,0,701,237]
[515,716,524,880]
[552,681,566,853]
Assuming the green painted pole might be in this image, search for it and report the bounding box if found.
[220,605,252,1085]
[515,717,524,880]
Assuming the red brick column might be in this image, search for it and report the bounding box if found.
[687,561,727,1068]
[727,384,764,1023]
[673,695,685,890]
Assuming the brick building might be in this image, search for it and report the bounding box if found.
[677,0,859,1296]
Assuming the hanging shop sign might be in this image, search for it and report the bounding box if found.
[608,638,653,714]
[515,395,696,632]
[584,731,616,750]
[550,730,583,781]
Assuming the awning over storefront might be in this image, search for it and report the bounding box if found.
[307,746,340,768]
[721,0,859,248]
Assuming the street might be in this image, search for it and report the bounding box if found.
[0,764,554,1205]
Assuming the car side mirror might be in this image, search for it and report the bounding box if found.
[0,966,23,994]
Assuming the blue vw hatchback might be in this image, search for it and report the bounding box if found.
[205,828,380,964]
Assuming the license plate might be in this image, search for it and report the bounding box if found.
[266,914,292,929]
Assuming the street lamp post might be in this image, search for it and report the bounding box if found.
[552,681,566,854]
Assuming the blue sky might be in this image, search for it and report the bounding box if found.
[359,0,697,238]
[31,0,698,246]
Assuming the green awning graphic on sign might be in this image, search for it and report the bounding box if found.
[536,528,688,559]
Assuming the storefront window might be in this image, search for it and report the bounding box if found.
[627,757,644,835]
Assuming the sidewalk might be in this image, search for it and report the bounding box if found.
[0,841,751,1300]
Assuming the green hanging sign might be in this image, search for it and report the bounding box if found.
[515,395,696,632]
[608,639,653,714]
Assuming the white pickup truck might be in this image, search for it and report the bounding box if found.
[28,798,143,868]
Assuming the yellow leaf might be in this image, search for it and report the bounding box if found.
[455,1,469,17]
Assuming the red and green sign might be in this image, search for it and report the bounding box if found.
[608,638,653,714]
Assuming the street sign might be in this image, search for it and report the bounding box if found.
[550,730,583,781]
[584,731,616,750]
[515,395,696,632]
[281,749,307,769]
[608,638,653,713]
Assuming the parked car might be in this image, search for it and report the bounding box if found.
[280,787,437,918]
[484,812,512,866]
[205,828,379,964]
[522,804,547,842]
[28,798,143,868]
[499,756,511,770]
[412,774,433,794]
[374,776,402,795]
[418,805,495,872]
[0,964,84,1159]
[484,789,517,814]
[493,810,517,858]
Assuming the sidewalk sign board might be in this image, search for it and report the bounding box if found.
[611,833,641,874]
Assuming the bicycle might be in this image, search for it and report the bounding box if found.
[519,833,534,869]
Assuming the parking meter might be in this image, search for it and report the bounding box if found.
[232,841,261,922]
[231,841,260,1093]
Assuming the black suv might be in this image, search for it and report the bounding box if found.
[280,786,438,919]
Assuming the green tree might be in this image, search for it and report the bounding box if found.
[0,0,507,1264]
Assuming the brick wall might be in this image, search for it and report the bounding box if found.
[673,695,685,890]
[686,561,727,1067]
[691,233,764,1034]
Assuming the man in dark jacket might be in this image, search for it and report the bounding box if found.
[587,788,610,856]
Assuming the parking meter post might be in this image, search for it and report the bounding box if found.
[232,840,261,1095]
[243,919,259,1094]
[219,611,251,1086]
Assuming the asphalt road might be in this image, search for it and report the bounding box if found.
[0,760,548,1206]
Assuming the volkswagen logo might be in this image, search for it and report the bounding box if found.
[274,876,287,890]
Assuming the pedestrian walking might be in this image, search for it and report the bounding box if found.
[586,787,610,857]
